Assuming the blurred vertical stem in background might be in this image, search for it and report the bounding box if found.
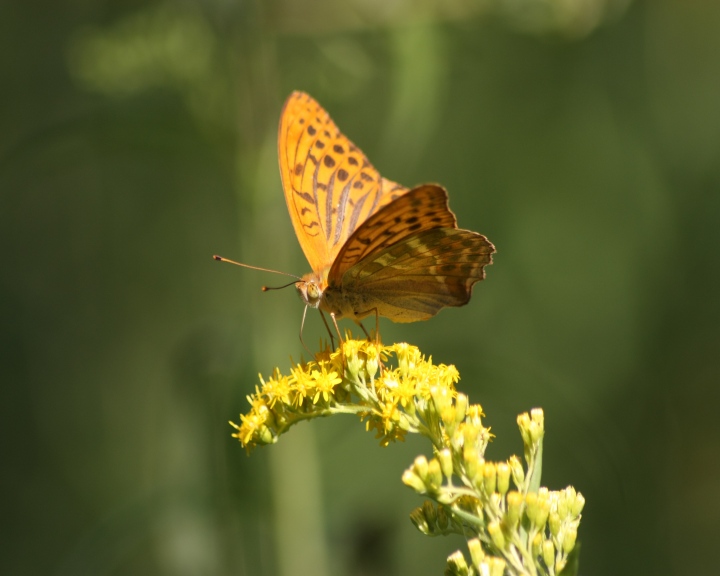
[231,5,331,576]
[382,21,445,174]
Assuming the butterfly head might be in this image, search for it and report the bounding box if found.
[295,273,325,309]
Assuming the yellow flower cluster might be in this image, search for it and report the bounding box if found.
[231,339,584,575]
[405,408,584,576]
[230,339,465,451]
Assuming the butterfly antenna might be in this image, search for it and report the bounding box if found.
[213,255,301,282]
[299,305,313,356]
[261,281,297,291]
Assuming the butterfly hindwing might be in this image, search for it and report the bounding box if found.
[325,227,495,322]
[328,184,458,281]
[278,92,408,273]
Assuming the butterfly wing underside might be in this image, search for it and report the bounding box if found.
[325,185,495,322]
[278,92,408,273]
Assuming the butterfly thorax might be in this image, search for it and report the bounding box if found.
[296,269,365,320]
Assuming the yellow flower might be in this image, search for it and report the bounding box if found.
[379,370,417,408]
[233,403,269,446]
[260,370,292,408]
[393,342,423,373]
[310,364,342,404]
[290,363,314,407]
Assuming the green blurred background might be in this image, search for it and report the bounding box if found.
[3,0,719,574]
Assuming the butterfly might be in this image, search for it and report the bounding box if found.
[277,91,495,328]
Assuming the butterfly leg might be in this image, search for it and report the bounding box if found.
[354,307,381,346]
[326,311,350,373]
[357,321,372,340]
[318,309,337,349]
[329,312,345,349]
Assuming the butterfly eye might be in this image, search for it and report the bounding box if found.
[296,280,322,308]
[306,282,320,301]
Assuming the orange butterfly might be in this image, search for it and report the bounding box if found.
[217,92,494,336]
[279,91,494,327]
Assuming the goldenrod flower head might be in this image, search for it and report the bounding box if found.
[230,338,585,575]
[230,339,489,452]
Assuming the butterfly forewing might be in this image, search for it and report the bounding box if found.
[328,184,458,281]
[278,92,408,273]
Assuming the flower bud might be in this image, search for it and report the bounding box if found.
[548,512,561,537]
[463,448,478,480]
[422,500,437,527]
[483,462,497,494]
[431,385,452,413]
[466,404,484,428]
[451,428,465,452]
[496,462,511,495]
[557,493,569,520]
[439,448,453,479]
[542,539,555,570]
[365,346,379,379]
[531,407,544,428]
[517,412,532,446]
[463,424,479,448]
[508,455,525,488]
[467,538,484,570]
[487,521,505,550]
[525,492,538,524]
[446,550,469,576]
[489,557,506,576]
[531,533,543,557]
[441,406,457,437]
[437,504,449,530]
[346,353,363,380]
[413,455,429,480]
[455,393,468,423]
[534,490,550,530]
[572,492,585,517]
[402,469,427,494]
[564,486,577,508]
[258,425,274,445]
[563,525,578,554]
[506,491,523,526]
[409,507,430,534]
[427,458,443,491]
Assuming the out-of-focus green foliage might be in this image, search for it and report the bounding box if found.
[2,1,719,575]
